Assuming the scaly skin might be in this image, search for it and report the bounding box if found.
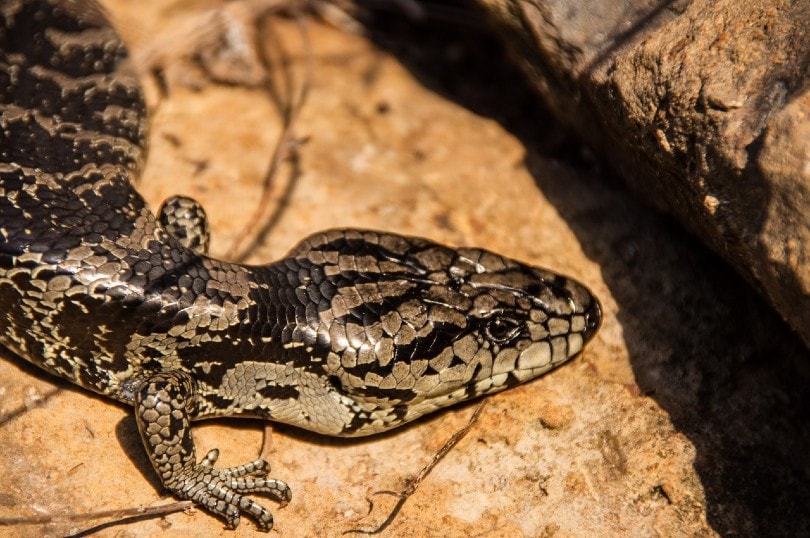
[0,0,601,530]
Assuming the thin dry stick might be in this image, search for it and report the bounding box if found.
[0,386,61,426]
[0,501,194,534]
[344,401,487,535]
[225,9,314,262]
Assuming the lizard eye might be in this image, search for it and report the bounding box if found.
[484,317,521,343]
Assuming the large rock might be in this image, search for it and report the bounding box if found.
[479,0,810,348]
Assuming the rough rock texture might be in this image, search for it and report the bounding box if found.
[477,0,810,349]
[0,1,809,537]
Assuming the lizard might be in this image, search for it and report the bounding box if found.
[0,0,601,531]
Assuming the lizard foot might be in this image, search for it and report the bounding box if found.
[169,448,291,531]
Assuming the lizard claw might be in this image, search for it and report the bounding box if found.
[171,449,291,531]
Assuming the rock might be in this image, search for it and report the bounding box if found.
[478,0,810,349]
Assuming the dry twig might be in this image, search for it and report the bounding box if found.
[344,401,487,535]
[0,501,194,537]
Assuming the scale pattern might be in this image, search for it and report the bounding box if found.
[0,0,602,531]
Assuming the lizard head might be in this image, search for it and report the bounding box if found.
[270,229,600,436]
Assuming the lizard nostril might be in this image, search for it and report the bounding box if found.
[583,299,602,341]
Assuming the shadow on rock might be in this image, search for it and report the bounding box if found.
[527,152,810,537]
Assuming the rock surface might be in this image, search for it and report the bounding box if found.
[0,1,808,537]
[478,0,810,349]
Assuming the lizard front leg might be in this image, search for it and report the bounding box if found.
[134,370,291,531]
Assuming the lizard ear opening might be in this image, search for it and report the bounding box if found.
[328,375,344,392]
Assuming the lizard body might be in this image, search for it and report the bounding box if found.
[0,0,601,529]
